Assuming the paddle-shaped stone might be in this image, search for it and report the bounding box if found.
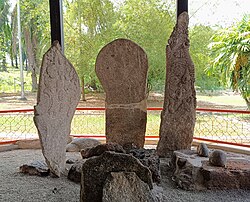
[34,41,81,177]
[96,39,148,148]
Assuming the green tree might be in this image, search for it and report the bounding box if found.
[189,25,220,91]
[0,0,11,72]
[11,0,50,91]
[64,0,117,99]
[115,0,175,91]
[209,15,250,108]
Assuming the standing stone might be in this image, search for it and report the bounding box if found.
[95,38,148,148]
[34,41,81,177]
[157,12,196,157]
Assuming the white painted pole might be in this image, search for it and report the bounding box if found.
[17,0,26,100]
[59,0,64,53]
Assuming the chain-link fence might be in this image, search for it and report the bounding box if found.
[0,108,249,146]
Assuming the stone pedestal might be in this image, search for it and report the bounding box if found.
[157,12,196,157]
[34,42,81,177]
[173,150,250,190]
[96,39,148,148]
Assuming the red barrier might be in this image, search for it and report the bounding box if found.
[0,108,249,148]
[0,140,17,145]
[0,107,249,113]
[71,135,250,148]
[193,137,250,148]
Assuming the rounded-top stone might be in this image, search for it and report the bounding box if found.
[209,150,227,167]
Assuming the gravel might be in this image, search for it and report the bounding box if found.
[0,149,249,202]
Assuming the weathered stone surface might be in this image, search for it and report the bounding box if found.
[95,38,148,148]
[172,150,203,190]
[67,159,86,183]
[34,41,81,177]
[80,142,125,159]
[66,138,101,152]
[202,158,250,189]
[209,150,227,167]
[102,172,155,202]
[20,160,49,177]
[197,143,209,157]
[16,139,41,149]
[173,150,250,190]
[80,151,153,202]
[157,12,196,157]
[129,148,161,183]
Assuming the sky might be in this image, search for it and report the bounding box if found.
[188,0,250,27]
[9,0,250,27]
[112,0,250,27]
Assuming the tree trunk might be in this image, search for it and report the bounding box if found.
[24,28,38,92]
[15,55,18,69]
[244,97,250,110]
[81,76,86,101]
[2,53,7,72]
[31,70,38,91]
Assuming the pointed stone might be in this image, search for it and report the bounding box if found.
[96,38,149,148]
[34,41,81,177]
[157,12,196,157]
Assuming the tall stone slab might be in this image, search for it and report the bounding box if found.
[34,41,81,177]
[157,12,196,157]
[95,39,148,148]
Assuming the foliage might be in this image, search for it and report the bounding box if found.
[115,0,175,91]
[0,66,32,93]
[0,0,11,71]
[189,25,221,91]
[209,15,250,108]
[1,0,248,98]
[64,0,117,91]
[20,0,50,91]
[64,0,175,92]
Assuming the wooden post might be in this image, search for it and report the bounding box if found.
[177,0,188,17]
[49,0,64,53]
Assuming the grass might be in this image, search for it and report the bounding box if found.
[0,68,33,93]
[197,94,247,107]
[0,111,249,144]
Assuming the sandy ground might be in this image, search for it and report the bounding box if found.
[0,149,250,202]
[0,92,247,110]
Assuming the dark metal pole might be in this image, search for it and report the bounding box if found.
[49,0,64,52]
[177,0,188,17]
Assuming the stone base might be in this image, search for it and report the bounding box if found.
[16,139,41,149]
[173,150,250,190]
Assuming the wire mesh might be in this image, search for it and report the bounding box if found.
[0,108,249,146]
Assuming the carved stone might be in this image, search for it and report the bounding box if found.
[157,12,196,157]
[34,41,81,177]
[95,38,148,148]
